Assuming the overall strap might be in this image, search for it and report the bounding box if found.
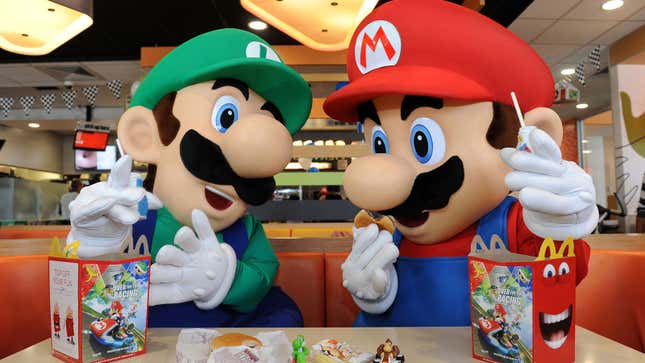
[475,196,517,248]
[130,209,158,255]
[220,217,249,257]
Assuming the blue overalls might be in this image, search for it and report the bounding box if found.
[354,196,517,327]
[131,211,303,327]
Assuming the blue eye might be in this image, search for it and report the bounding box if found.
[409,117,445,165]
[371,126,389,154]
[212,95,239,133]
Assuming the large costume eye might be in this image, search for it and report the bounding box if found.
[409,117,445,165]
[558,262,570,275]
[371,126,390,154]
[211,95,239,133]
[543,264,556,279]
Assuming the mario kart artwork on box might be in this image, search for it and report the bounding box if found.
[471,260,533,363]
[80,260,149,362]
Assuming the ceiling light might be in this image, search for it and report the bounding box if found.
[561,68,575,75]
[248,20,268,30]
[241,0,379,51]
[602,0,624,11]
[582,139,588,143]
[0,0,93,56]
[28,122,40,128]
[576,103,589,109]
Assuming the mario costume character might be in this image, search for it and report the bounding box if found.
[323,0,596,326]
[66,29,312,327]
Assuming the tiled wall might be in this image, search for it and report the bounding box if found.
[561,121,579,163]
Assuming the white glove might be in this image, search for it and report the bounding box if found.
[150,209,237,309]
[342,224,399,314]
[502,127,599,240]
[67,155,162,258]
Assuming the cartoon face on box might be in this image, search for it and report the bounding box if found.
[533,238,576,362]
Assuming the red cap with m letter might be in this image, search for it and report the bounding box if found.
[324,0,554,122]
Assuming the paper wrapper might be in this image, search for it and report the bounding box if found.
[311,339,373,363]
[175,329,291,363]
[176,329,221,363]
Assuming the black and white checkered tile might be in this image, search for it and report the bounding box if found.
[0,97,13,118]
[588,45,601,70]
[575,63,585,86]
[82,86,98,106]
[19,96,35,116]
[40,93,56,114]
[106,80,123,99]
[62,89,77,110]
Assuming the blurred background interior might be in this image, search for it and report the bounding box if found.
[0,0,643,233]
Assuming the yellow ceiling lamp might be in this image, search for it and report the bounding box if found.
[0,0,93,56]
[241,0,378,51]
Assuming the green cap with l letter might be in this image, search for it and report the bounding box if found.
[130,28,312,135]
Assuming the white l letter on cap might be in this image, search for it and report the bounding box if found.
[245,41,281,62]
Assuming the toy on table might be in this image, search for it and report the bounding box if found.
[292,334,309,363]
[311,339,373,363]
[373,339,404,363]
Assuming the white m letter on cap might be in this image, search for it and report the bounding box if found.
[246,41,281,63]
[354,20,401,74]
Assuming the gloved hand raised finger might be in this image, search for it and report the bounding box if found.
[155,244,191,267]
[191,209,219,254]
[527,128,562,162]
[70,197,117,226]
[356,229,392,270]
[150,264,183,284]
[173,226,202,254]
[519,187,593,216]
[501,148,565,177]
[106,204,140,225]
[107,155,133,189]
[105,186,146,206]
[505,171,591,195]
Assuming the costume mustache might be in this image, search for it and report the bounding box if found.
[379,156,465,217]
[179,129,276,206]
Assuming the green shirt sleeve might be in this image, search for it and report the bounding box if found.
[221,215,279,312]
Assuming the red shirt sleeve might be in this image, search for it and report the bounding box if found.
[506,201,590,284]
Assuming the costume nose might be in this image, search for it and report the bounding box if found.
[343,154,417,211]
[220,114,292,178]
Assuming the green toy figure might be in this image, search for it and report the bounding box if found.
[292,335,309,363]
[66,29,312,327]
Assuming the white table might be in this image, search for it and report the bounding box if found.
[2,326,643,362]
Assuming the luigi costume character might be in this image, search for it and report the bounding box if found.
[66,29,312,327]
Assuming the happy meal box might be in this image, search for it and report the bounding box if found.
[469,235,575,363]
[49,238,150,363]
